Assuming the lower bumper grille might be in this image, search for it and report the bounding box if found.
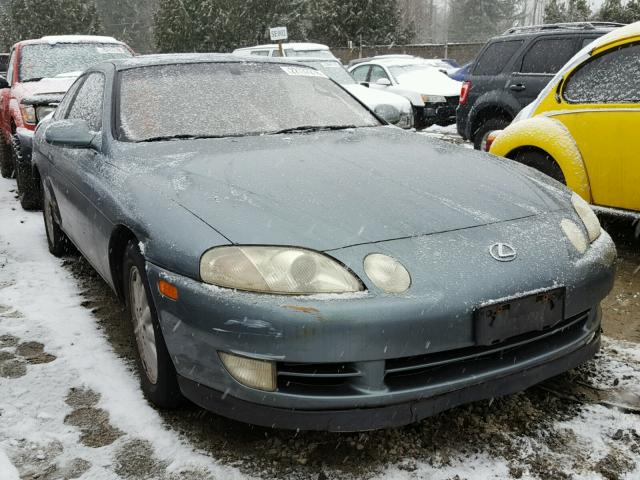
[276,310,592,397]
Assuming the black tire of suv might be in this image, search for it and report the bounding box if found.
[42,181,74,257]
[0,137,13,178]
[13,134,41,210]
[513,149,566,185]
[122,241,183,409]
[473,117,511,151]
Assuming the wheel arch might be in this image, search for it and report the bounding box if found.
[109,225,140,303]
[490,116,592,201]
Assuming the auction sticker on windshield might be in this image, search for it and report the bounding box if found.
[280,66,327,77]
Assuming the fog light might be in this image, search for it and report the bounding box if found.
[219,352,276,392]
[364,253,411,293]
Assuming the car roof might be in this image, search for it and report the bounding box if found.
[106,53,322,71]
[234,43,330,52]
[16,35,124,47]
[589,20,640,52]
[496,22,622,40]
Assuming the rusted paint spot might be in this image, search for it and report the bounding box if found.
[282,305,320,314]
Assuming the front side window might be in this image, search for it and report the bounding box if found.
[521,38,578,74]
[473,40,523,76]
[19,43,130,82]
[250,50,269,56]
[117,63,380,142]
[351,65,369,82]
[6,49,16,84]
[370,66,389,83]
[284,49,334,59]
[564,43,640,104]
[66,73,105,132]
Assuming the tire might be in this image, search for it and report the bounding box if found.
[13,134,41,210]
[0,136,13,178]
[473,117,511,150]
[42,181,74,257]
[123,241,182,408]
[512,149,566,185]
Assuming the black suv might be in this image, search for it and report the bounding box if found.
[456,22,623,150]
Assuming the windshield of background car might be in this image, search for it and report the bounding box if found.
[300,61,355,85]
[117,62,379,142]
[19,43,131,81]
[284,49,334,58]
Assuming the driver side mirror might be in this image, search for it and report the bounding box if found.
[45,119,99,150]
[0,77,9,89]
[375,78,392,87]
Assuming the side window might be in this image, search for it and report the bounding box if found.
[520,38,578,74]
[351,66,370,82]
[55,77,85,120]
[65,73,105,132]
[6,49,15,85]
[271,49,282,57]
[250,50,269,56]
[473,40,523,75]
[370,66,389,83]
[564,43,640,104]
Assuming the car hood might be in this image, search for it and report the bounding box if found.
[395,68,462,97]
[343,84,411,112]
[122,127,570,252]
[12,77,77,99]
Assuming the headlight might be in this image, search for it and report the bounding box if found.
[421,94,446,104]
[20,105,36,125]
[571,193,601,243]
[363,253,411,293]
[36,105,56,122]
[200,246,364,294]
[561,219,588,254]
[374,104,401,124]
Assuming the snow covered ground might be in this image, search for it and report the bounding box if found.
[1,174,639,480]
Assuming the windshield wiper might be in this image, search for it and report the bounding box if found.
[268,125,358,135]
[21,77,44,83]
[137,134,237,143]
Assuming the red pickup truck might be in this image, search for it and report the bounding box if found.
[0,36,132,202]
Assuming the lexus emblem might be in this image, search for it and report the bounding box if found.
[489,243,517,262]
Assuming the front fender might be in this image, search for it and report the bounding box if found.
[467,90,520,137]
[490,116,591,201]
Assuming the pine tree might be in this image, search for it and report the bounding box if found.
[544,0,567,23]
[447,0,523,43]
[306,0,410,47]
[8,0,103,45]
[598,0,625,22]
[625,0,640,22]
[566,0,591,22]
[96,0,157,53]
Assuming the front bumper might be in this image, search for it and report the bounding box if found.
[145,212,615,430]
[416,98,458,129]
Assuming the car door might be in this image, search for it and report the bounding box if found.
[47,72,107,262]
[556,42,640,211]
[509,36,580,107]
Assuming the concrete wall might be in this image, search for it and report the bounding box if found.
[332,42,485,65]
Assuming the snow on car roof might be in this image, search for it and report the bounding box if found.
[109,53,322,70]
[18,35,123,46]
[234,43,330,52]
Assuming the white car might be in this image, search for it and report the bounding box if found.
[233,42,336,59]
[349,57,462,129]
[293,58,413,129]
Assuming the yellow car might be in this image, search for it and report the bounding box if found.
[490,22,640,215]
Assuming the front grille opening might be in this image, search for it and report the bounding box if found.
[277,362,360,394]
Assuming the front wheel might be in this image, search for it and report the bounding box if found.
[13,135,41,210]
[123,241,182,408]
[42,182,73,256]
[0,137,13,178]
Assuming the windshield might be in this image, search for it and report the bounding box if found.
[19,43,131,81]
[298,60,355,85]
[284,49,335,59]
[117,62,379,142]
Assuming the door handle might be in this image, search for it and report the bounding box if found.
[509,84,526,92]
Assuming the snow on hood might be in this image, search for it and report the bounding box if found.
[119,127,570,252]
[13,76,77,98]
[395,67,462,97]
[343,84,411,112]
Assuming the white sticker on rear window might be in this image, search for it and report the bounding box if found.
[96,46,126,54]
[280,66,327,78]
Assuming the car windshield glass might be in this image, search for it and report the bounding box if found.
[19,43,131,81]
[284,49,334,58]
[298,60,355,85]
[117,62,379,142]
